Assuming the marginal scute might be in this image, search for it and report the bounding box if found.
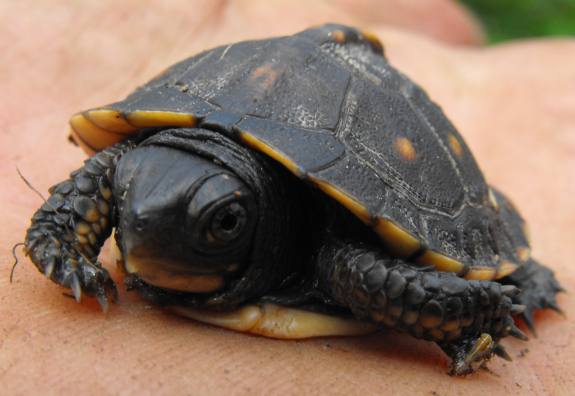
[238,131,300,176]
[465,266,497,281]
[516,247,530,264]
[69,114,124,154]
[488,187,499,211]
[124,110,196,128]
[497,261,519,278]
[83,108,138,134]
[360,29,384,54]
[308,176,371,224]
[522,222,532,244]
[416,250,466,275]
[236,118,345,175]
[375,218,421,257]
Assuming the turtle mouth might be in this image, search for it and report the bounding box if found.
[124,254,226,293]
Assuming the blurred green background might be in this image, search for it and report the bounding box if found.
[459,0,575,43]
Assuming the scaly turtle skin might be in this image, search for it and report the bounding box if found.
[25,24,562,375]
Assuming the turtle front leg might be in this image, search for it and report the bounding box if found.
[316,235,528,375]
[24,141,134,312]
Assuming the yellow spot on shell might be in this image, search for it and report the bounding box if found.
[394,138,417,161]
[171,303,376,339]
[331,30,345,43]
[448,134,463,157]
[251,64,279,89]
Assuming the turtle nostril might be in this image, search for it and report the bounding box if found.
[134,220,144,232]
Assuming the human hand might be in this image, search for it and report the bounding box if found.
[2,0,573,394]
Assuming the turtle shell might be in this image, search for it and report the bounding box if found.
[69,24,531,280]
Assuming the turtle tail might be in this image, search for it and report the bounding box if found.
[24,141,134,313]
[316,235,528,375]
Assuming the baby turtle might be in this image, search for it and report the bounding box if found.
[24,24,562,375]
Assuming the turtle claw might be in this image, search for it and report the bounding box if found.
[510,304,526,315]
[96,293,110,315]
[508,325,528,341]
[69,272,82,303]
[501,285,519,297]
[80,261,118,312]
[548,300,566,317]
[44,257,56,280]
[519,309,538,337]
[58,257,118,312]
[492,344,513,362]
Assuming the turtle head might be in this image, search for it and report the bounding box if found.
[114,144,257,293]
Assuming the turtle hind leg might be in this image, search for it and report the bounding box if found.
[500,258,564,335]
[24,141,134,312]
[315,234,529,375]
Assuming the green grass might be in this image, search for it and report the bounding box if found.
[459,0,575,43]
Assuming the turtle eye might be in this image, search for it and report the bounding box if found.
[187,173,257,254]
[211,202,248,242]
